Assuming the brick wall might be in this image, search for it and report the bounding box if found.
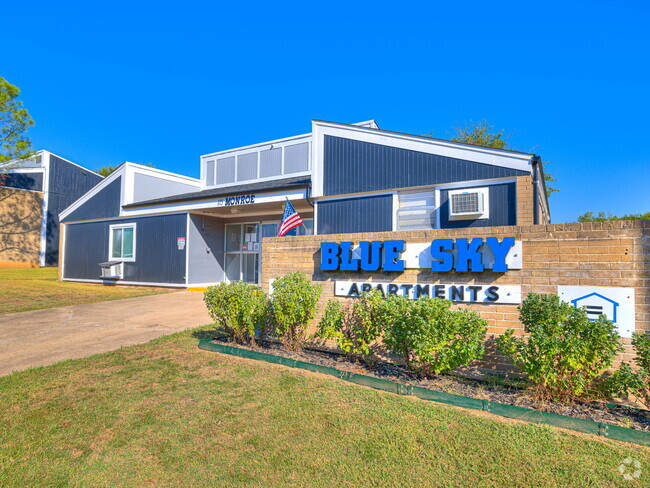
[261,220,650,371]
[516,175,534,225]
[0,187,43,267]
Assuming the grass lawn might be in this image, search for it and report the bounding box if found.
[0,267,169,314]
[0,326,648,487]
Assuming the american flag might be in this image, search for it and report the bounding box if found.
[277,199,304,236]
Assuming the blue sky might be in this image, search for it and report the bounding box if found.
[3,0,649,223]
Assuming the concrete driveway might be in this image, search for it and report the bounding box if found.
[0,291,211,376]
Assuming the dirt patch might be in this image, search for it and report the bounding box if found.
[200,332,650,432]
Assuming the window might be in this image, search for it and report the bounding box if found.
[109,224,136,261]
[396,191,435,230]
[448,187,489,220]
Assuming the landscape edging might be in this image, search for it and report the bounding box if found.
[197,339,650,447]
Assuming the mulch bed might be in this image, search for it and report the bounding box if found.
[198,331,650,432]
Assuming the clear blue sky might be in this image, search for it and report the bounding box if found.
[4,1,649,223]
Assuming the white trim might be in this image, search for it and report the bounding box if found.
[38,152,51,267]
[60,222,66,278]
[108,223,137,262]
[187,282,223,287]
[391,192,398,231]
[59,165,126,220]
[352,120,379,129]
[185,213,190,286]
[61,278,187,288]
[127,162,201,184]
[203,171,311,191]
[435,177,516,191]
[6,167,45,174]
[434,188,441,229]
[120,187,308,217]
[313,201,318,235]
[200,132,312,159]
[310,120,533,198]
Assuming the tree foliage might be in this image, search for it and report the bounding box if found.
[426,120,558,197]
[0,77,35,171]
[577,211,650,222]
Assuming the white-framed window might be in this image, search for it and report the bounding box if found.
[396,190,436,230]
[109,223,137,261]
[448,187,490,220]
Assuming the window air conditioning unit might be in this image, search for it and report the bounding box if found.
[448,188,488,219]
[99,261,123,280]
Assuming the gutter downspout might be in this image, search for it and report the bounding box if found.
[532,156,540,225]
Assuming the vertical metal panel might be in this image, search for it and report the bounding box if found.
[205,160,215,186]
[236,153,258,182]
[63,213,187,284]
[60,177,122,223]
[323,136,528,196]
[259,148,282,178]
[187,214,225,284]
[46,156,104,265]
[133,173,199,203]
[438,183,516,229]
[0,172,44,191]
[284,142,309,174]
[216,157,236,184]
[317,195,393,235]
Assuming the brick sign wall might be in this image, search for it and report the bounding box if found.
[261,220,650,370]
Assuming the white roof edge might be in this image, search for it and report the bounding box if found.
[59,164,127,220]
[200,132,312,159]
[312,120,535,162]
[352,120,379,129]
[124,162,201,184]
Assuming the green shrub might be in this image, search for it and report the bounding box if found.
[497,293,623,401]
[314,290,386,357]
[269,272,322,350]
[383,296,488,376]
[203,281,267,344]
[606,332,650,408]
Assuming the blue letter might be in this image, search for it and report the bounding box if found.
[485,237,515,272]
[320,242,340,270]
[359,241,383,271]
[431,238,454,272]
[339,242,360,271]
[456,238,484,272]
[383,240,405,271]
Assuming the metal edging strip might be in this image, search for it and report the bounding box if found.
[197,339,650,447]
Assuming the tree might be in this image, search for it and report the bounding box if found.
[1,77,35,173]
[577,211,650,222]
[426,120,559,197]
[97,162,155,177]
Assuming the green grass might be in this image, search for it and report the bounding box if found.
[0,327,648,487]
[0,267,169,314]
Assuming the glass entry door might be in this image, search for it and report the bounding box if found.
[225,223,260,283]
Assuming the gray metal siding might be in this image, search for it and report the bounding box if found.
[0,172,44,192]
[187,214,224,284]
[63,213,187,284]
[60,177,122,224]
[45,156,103,265]
[132,173,199,203]
[439,182,516,229]
[317,195,393,235]
[323,136,528,196]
